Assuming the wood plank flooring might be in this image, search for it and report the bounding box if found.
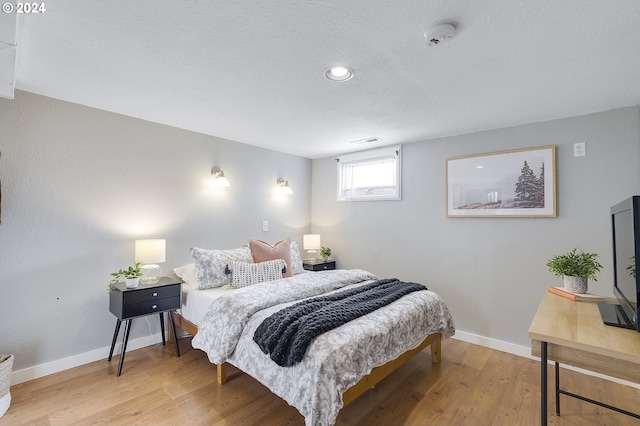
[2,337,640,425]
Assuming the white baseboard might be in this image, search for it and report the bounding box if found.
[451,330,640,390]
[452,330,533,359]
[9,329,640,391]
[10,333,162,385]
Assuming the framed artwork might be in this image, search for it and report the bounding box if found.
[446,145,556,217]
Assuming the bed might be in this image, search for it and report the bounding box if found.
[171,256,455,426]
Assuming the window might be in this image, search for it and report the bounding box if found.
[337,145,402,201]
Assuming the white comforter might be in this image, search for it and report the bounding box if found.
[192,269,455,426]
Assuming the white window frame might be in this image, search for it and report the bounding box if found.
[336,145,402,202]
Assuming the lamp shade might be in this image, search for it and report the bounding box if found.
[135,239,166,264]
[303,234,321,251]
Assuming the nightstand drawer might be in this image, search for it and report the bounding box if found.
[109,277,182,320]
[303,261,336,271]
[123,283,180,304]
[121,296,181,318]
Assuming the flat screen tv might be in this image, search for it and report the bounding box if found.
[599,196,640,331]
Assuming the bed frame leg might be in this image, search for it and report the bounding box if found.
[170,311,228,385]
[430,335,442,363]
[217,363,227,385]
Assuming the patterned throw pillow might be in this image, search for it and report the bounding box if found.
[249,238,293,277]
[290,241,305,275]
[229,259,287,288]
[190,246,253,289]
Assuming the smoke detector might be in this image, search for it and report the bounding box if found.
[424,23,456,46]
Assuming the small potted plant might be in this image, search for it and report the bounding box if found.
[109,262,143,290]
[546,248,603,293]
[320,246,332,262]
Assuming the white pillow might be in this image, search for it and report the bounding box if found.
[290,241,305,275]
[190,246,253,289]
[173,263,197,287]
[229,259,287,288]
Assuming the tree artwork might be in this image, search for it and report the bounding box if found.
[514,161,545,208]
[447,146,556,217]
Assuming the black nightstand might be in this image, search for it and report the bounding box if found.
[108,277,182,376]
[303,260,336,271]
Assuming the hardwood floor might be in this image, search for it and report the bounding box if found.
[2,337,640,425]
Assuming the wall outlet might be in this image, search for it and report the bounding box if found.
[574,142,586,157]
[262,220,269,232]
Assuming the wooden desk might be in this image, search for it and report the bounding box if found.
[529,292,640,425]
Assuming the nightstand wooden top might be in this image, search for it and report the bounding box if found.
[110,276,181,292]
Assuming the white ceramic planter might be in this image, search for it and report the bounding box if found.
[564,275,588,294]
[125,277,140,288]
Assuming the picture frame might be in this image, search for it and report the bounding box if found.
[446,145,556,217]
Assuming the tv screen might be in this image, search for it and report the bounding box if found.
[600,196,640,330]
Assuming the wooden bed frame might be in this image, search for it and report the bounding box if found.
[170,310,442,406]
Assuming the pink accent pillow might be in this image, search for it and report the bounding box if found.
[249,237,293,278]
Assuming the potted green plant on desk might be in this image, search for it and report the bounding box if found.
[109,262,143,290]
[546,247,603,294]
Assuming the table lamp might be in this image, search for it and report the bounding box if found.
[135,239,166,283]
[303,234,321,262]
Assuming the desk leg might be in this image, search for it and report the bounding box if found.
[117,319,132,377]
[557,366,640,419]
[555,362,561,416]
[541,341,548,426]
[107,319,121,362]
[168,310,180,357]
[159,312,166,346]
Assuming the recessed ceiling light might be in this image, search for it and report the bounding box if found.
[325,66,354,82]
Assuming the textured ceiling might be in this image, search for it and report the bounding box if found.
[12,0,640,159]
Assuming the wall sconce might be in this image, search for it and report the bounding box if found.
[276,178,293,195]
[211,167,230,187]
[303,234,321,260]
[135,239,166,283]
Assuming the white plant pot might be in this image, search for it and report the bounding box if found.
[564,275,588,294]
[125,277,140,288]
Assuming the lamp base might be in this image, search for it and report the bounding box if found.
[305,250,319,262]
[140,264,161,283]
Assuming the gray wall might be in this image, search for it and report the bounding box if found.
[0,91,311,371]
[312,107,640,347]
[2,90,638,374]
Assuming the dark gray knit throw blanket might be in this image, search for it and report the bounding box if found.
[253,278,427,367]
